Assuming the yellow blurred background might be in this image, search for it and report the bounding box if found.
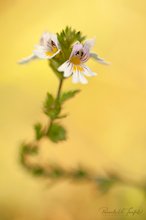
[0,0,146,219]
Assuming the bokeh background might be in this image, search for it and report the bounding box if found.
[0,0,146,219]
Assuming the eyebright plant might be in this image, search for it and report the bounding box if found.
[18,27,145,193]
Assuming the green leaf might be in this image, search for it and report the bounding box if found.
[57,26,86,48]
[44,93,61,119]
[57,26,86,61]
[49,102,61,120]
[44,93,54,109]
[56,114,68,119]
[20,143,38,155]
[20,143,38,165]
[47,123,66,143]
[34,123,44,140]
[49,59,64,79]
[73,168,88,179]
[60,90,80,103]
[31,166,45,176]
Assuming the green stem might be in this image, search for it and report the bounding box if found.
[56,77,64,100]
[48,77,64,130]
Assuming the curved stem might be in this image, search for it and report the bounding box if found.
[20,77,146,194]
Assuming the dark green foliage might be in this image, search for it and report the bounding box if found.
[34,123,44,140]
[43,89,80,122]
[49,59,64,79]
[57,26,86,58]
[30,165,45,176]
[20,143,38,155]
[43,93,61,120]
[20,143,38,166]
[60,90,80,103]
[47,123,66,143]
[44,93,54,112]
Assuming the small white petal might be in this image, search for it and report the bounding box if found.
[34,46,60,59]
[18,54,37,64]
[84,38,96,51]
[58,61,70,72]
[78,72,88,84]
[72,70,79,83]
[64,63,73,78]
[90,53,110,65]
[33,45,48,59]
[82,65,97,77]
[40,32,60,49]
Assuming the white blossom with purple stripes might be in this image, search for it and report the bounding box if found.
[58,38,109,84]
[18,32,61,64]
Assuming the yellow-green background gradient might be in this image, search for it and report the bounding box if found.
[0,0,146,219]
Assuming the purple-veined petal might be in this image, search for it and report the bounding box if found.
[84,38,96,51]
[69,43,83,59]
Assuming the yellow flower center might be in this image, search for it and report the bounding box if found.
[70,56,81,65]
[46,47,58,56]
[73,65,83,72]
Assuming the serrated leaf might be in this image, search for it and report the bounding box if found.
[57,26,86,61]
[60,90,80,103]
[44,93,54,110]
[47,123,66,143]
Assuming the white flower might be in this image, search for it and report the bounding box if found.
[58,38,109,84]
[18,32,60,64]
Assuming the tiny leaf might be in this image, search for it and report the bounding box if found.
[31,165,45,176]
[34,123,44,140]
[44,93,61,119]
[47,123,66,143]
[60,90,80,103]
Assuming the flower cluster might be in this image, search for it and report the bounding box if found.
[19,28,109,84]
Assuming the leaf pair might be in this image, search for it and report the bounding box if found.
[43,93,61,120]
[43,90,80,120]
[34,90,80,143]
